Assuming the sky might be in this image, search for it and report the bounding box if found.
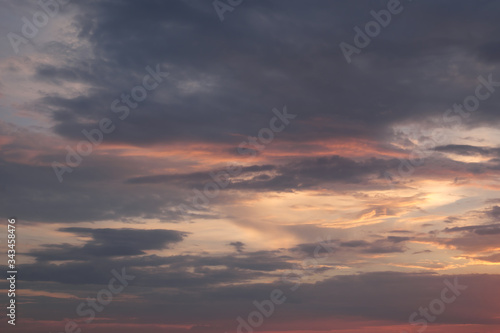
[1,0,500,332]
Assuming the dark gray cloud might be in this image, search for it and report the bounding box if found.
[0,155,189,223]
[444,216,463,224]
[292,236,412,258]
[359,238,408,254]
[413,249,432,255]
[9,271,500,331]
[487,205,500,220]
[229,241,245,253]
[434,144,500,157]
[126,165,276,186]
[4,0,500,225]
[429,222,500,252]
[477,253,500,263]
[444,223,500,235]
[387,236,411,243]
[22,0,500,150]
[290,241,338,257]
[125,153,500,197]
[340,237,409,254]
[27,228,188,261]
[127,156,402,192]
[21,248,295,287]
[2,140,500,225]
[389,229,413,233]
[340,240,369,248]
[421,206,500,252]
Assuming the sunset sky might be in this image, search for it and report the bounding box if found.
[1,1,500,332]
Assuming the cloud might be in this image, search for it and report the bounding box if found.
[229,241,245,253]
[27,228,188,261]
[20,247,297,287]
[126,165,276,185]
[486,205,500,220]
[428,222,500,252]
[444,223,500,235]
[340,237,409,254]
[127,156,402,193]
[434,144,500,157]
[11,270,500,330]
[16,0,500,153]
[2,0,500,332]
[387,236,411,243]
[476,253,500,263]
